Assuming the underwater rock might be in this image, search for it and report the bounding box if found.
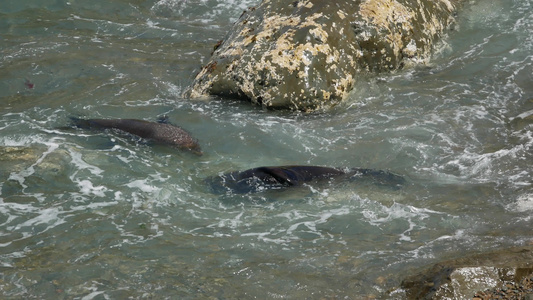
[206,165,405,194]
[0,146,40,164]
[0,145,74,198]
[401,245,533,300]
[70,117,202,155]
[186,0,464,110]
[0,146,42,180]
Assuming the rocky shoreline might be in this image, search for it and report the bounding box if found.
[401,245,533,299]
[474,274,533,300]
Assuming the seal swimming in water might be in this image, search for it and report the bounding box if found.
[69,117,202,154]
[207,165,405,194]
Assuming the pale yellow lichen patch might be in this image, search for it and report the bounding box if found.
[360,0,416,59]
[403,39,418,57]
[297,0,313,9]
[188,74,218,99]
[242,16,294,50]
[326,50,338,64]
[322,90,332,100]
[386,31,404,57]
[294,43,331,62]
[249,12,334,77]
[439,0,455,11]
[300,13,324,28]
[427,15,444,36]
[360,0,415,30]
[309,27,328,43]
[256,40,333,82]
[417,0,428,23]
[220,14,301,59]
[337,10,347,20]
[336,73,354,99]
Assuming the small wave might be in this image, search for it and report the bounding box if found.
[514,193,533,212]
[151,0,259,23]
[361,201,448,242]
[0,200,69,242]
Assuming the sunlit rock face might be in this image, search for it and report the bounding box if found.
[186,0,463,110]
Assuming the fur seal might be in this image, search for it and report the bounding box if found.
[207,165,405,194]
[70,117,202,154]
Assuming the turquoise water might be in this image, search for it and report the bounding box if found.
[1,0,532,298]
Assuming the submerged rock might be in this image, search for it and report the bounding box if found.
[0,146,42,179]
[0,145,73,198]
[401,245,533,300]
[186,0,464,110]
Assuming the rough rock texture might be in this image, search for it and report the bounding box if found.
[474,274,533,300]
[401,246,533,300]
[186,0,464,110]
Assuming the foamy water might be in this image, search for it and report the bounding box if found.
[1,0,532,298]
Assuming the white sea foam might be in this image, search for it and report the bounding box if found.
[12,207,66,231]
[215,211,244,229]
[512,109,533,121]
[67,149,104,177]
[78,284,105,300]
[151,0,259,23]
[443,135,531,181]
[0,0,531,297]
[1,201,68,242]
[125,179,161,193]
[236,207,352,244]
[514,193,533,212]
[76,179,108,197]
[363,202,445,242]
[462,0,508,29]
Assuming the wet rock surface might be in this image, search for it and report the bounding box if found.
[0,146,42,177]
[187,0,465,110]
[401,246,533,300]
[474,274,533,300]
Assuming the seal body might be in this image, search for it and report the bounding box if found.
[207,165,405,194]
[70,118,202,154]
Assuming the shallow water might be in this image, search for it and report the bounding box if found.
[1,0,532,298]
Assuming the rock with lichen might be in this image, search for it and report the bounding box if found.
[186,0,464,110]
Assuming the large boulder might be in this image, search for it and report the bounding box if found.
[186,0,464,110]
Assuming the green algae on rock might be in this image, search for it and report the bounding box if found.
[186,0,465,110]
